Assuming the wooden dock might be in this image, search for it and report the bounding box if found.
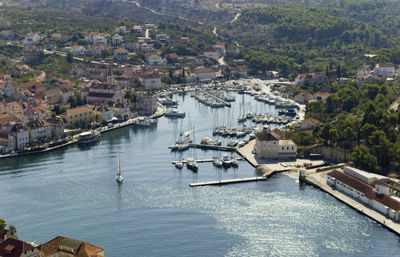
[189,176,267,187]
[189,143,236,151]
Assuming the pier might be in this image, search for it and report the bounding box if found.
[172,157,242,164]
[198,89,231,107]
[189,143,236,151]
[303,171,400,236]
[189,176,267,187]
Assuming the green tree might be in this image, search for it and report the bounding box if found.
[0,219,6,230]
[352,145,377,171]
[9,225,16,239]
[66,52,73,63]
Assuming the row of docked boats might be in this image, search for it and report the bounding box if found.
[213,125,254,138]
[255,94,298,109]
[191,91,226,108]
[238,112,296,125]
[169,132,193,151]
[174,158,198,171]
[165,108,186,118]
[133,117,157,127]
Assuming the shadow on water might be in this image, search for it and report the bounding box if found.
[0,146,69,175]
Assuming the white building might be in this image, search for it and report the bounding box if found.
[376,63,395,77]
[112,34,123,46]
[155,34,169,41]
[191,67,216,82]
[145,54,166,66]
[70,45,86,56]
[11,123,29,150]
[254,127,297,159]
[23,32,40,46]
[343,166,388,185]
[142,73,162,90]
[27,119,52,142]
[204,48,219,61]
[115,26,127,34]
[327,169,400,221]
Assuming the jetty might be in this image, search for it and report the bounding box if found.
[189,176,267,187]
[172,157,242,164]
[189,143,235,151]
[302,171,400,236]
[198,89,231,107]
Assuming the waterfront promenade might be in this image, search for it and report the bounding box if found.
[0,104,166,159]
[304,171,400,236]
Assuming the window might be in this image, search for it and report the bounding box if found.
[292,147,294,150]
[287,147,289,150]
[282,147,284,150]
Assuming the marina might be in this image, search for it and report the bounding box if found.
[1,79,399,257]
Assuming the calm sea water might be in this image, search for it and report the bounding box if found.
[0,93,399,257]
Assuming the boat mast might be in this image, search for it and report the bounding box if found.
[118,152,121,175]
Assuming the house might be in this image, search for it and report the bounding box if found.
[295,73,326,86]
[27,119,52,142]
[191,66,216,82]
[65,106,94,127]
[254,127,297,159]
[70,45,86,56]
[145,24,156,29]
[85,46,107,58]
[204,48,219,61]
[46,117,64,139]
[23,46,43,64]
[123,40,151,52]
[0,134,15,154]
[85,32,107,46]
[39,236,104,257]
[142,71,162,90]
[133,25,143,33]
[115,25,127,34]
[114,48,129,61]
[145,54,166,66]
[294,91,314,104]
[313,92,330,101]
[10,123,29,150]
[134,91,158,115]
[327,169,400,221]
[167,53,179,64]
[0,238,40,257]
[213,41,225,57]
[155,34,169,41]
[227,46,240,55]
[295,118,319,131]
[86,83,123,104]
[112,34,123,46]
[0,30,15,41]
[357,65,371,76]
[376,63,395,78]
[356,74,378,84]
[23,32,40,46]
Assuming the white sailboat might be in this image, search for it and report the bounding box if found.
[115,153,123,183]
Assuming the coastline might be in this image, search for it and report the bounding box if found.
[302,170,400,237]
[0,104,167,159]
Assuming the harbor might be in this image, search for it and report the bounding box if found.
[2,79,400,256]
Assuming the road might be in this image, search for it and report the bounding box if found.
[120,0,204,25]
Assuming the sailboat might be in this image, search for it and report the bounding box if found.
[115,153,123,183]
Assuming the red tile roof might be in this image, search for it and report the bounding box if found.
[255,130,280,141]
[0,238,35,257]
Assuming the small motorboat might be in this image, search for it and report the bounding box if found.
[175,161,184,169]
